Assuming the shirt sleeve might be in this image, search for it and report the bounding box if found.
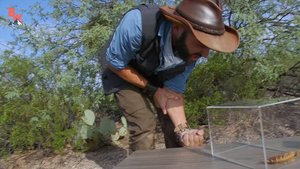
[163,63,196,94]
[106,9,142,69]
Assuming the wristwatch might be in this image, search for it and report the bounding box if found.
[174,123,189,134]
[143,83,158,98]
[174,123,189,145]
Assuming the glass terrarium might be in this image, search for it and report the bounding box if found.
[206,97,300,169]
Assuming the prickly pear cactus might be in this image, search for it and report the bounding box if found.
[111,116,128,144]
[82,109,95,126]
[99,117,116,137]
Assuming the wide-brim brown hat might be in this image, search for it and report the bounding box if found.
[160,0,240,53]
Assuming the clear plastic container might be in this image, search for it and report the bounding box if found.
[207,97,300,169]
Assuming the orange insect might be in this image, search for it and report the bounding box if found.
[267,151,297,164]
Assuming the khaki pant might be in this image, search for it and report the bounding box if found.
[114,84,181,151]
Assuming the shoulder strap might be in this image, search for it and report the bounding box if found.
[99,4,161,70]
[136,4,162,52]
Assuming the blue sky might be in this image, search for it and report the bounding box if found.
[0,0,49,51]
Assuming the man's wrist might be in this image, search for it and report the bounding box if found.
[174,123,189,134]
[174,123,189,144]
[143,83,158,98]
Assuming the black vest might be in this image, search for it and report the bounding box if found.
[102,4,187,95]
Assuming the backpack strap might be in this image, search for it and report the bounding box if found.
[102,4,164,94]
[136,4,162,53]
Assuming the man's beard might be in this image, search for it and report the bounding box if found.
[173,31,190,62]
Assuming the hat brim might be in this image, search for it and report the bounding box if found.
[160,6,240,53]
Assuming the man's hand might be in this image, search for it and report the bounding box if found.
[153,88,204,147]
[179,129,204,147]
[153,87,180,115]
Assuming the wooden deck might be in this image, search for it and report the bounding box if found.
[114,137,300,169]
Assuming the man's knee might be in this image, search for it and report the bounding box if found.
[127,107,156,151]
[114,87,157,151]
[129,132,155,151]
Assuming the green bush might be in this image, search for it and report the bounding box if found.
[185,53,298,127]
[0,55,119,156]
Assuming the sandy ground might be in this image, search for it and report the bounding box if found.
[0,132,166,169]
